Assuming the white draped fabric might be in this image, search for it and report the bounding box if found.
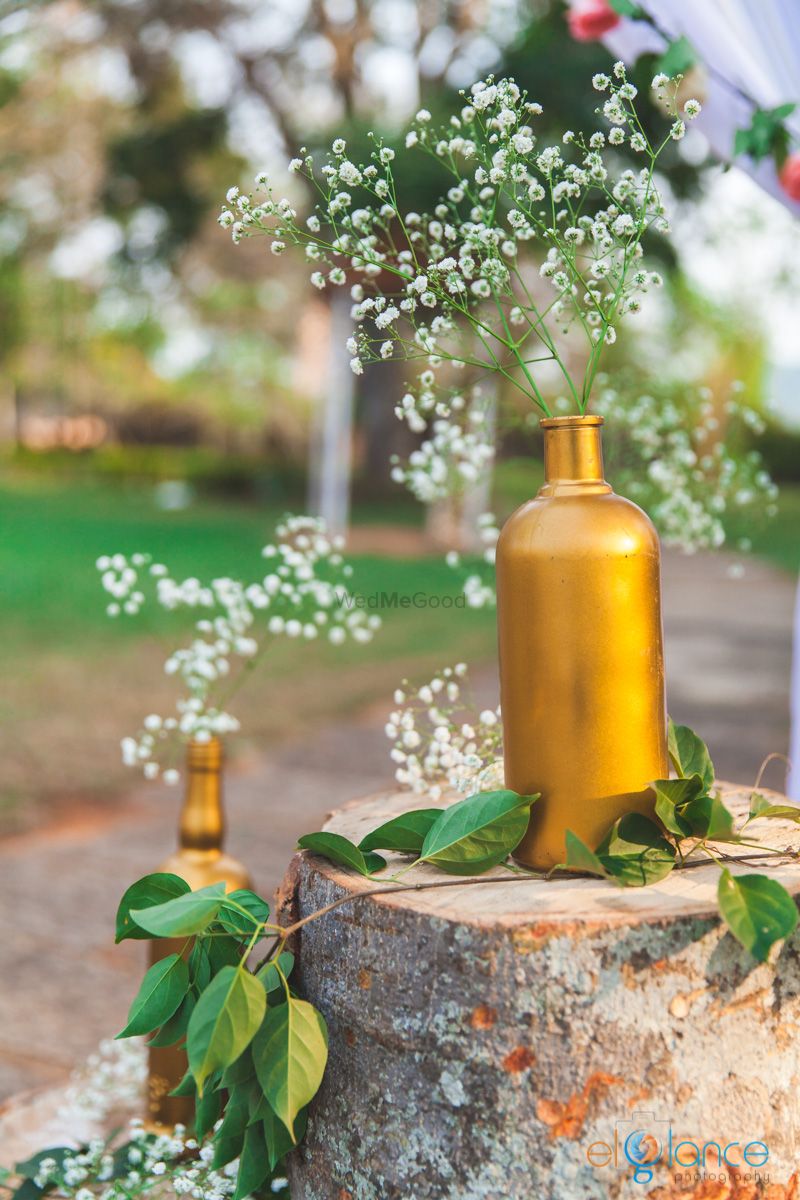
[573,0,800,214]
[570,0,800,793]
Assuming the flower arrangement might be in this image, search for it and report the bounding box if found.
[96,516,379,783]
[385,663,503,798]
[220,67,696,500]
[597,376,778,555]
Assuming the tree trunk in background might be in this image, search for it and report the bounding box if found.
[358,358,417,500]
[425,383,497,552]
[307,291,354,537]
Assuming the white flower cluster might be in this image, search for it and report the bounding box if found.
[390,379,495,501]
[98,516,379,784]
[57,1037,146,1127]
[29,1118,254,1200]
[386,663,503,798]
[596,379,778,553]
[445,512,500,609]
[222,65,688,508]
[4,1039,289,1200]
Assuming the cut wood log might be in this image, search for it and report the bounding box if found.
[281,785,800,1200]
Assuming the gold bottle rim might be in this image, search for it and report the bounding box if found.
[539,414,604,429]
[187,736,223,772]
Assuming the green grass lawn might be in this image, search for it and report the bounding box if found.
[0,473,496,829]
[0,468,796,831]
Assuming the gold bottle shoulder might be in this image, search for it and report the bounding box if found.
[498,488,660,563]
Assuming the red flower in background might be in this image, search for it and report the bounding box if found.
[779,153,800,202]
[567,0,622,42]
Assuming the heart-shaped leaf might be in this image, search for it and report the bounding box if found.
[563,830,608,877]
[596,814,676,887]
[297,832,386,877]
[681,792,737,841]
[252,996,328,1140]
[668,719,715,789]
[187,965,266,1095]
[359,809,442,854]
[420,789,538,875]
[116,953,189,1039]
[115,873,190,943]
[652,776,703,838]
[748,793,800,824]
[717,869,798,962]
[218,890,271,938]
[132,882,227,938]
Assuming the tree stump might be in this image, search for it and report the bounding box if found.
[281,785,800,1200]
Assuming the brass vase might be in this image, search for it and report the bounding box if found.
[496,415,668,870]
[148,737,251,1127]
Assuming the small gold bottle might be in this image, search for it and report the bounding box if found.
[496,415,668,870]
[148,737,251,1127]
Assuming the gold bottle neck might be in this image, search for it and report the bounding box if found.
[179,737,225,856]
[540,415,609,494]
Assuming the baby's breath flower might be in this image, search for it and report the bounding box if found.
[98,519,377,785]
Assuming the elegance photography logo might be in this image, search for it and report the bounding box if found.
[585,1111,771,1187]
[336,589,467,611]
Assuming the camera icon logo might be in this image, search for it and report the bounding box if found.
[616,1111,671,1184]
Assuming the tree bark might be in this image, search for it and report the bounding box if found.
[282,786,800,1200]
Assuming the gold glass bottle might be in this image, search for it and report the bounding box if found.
[496,415,668,870]
[148,737,251,1127]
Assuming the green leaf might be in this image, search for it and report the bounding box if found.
[681,792,737,841]
[189,941,212,993]
[657,35,696,77]
[115,873,190,943]
[297,832,386,877]
[212,1087,250,1168]
[187,966,267,1095]
[359,808,442,854]
[262,1105,306,1171]
[252,997,328,1140]
[148,991,196,1047]
[668,719,715,789]
[257,951,295,996]
[233,1123,271,1200]
[131,882,226,938]
[563,830,608,877]
[653,776,703,837]
[748,792,800,824]
[218,890,271,938]
[194,1085,224,1141]
[207,933,247,974]
[116,953,189,1039]
[596,814,676,887]
[222,1047,256,1089]
[717,869,798,962]
[419,789,537,875]
[13,1180,44,1200]
[14,1150,72,1180]
[734,103,796,166]
[169,1069,196,1098]
[609,0,646,15]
